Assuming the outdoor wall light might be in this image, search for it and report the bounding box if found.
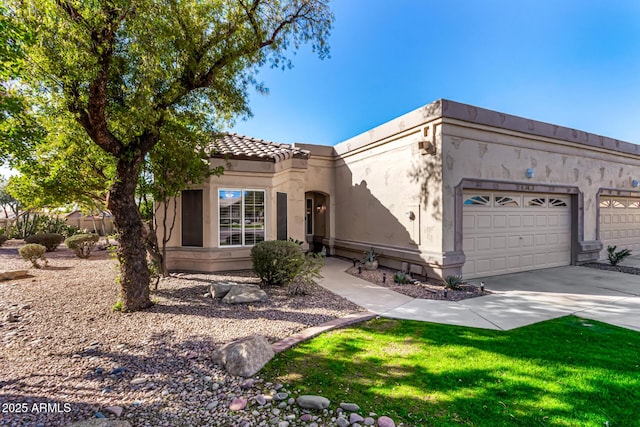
[633,179,639,188]
[526,168,535,179]
[405,211,416,221]
[315,203,326,213]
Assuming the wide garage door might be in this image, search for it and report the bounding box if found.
[463,192,571,278]
[599,197,640,258]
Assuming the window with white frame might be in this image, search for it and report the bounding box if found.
[219,189,265,246]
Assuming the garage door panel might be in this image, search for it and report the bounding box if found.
[493,215,507,228]
[522,215,535,227]
[464,192,571,278]
[534,234,546,245]
[493,236,506,249]
[476,236,492,250]
[599,197,640,259]
[493,257,506,271]
[521,235,534,247]
[520,254,534,267]
[507,236,520,248]
[477,215,492,228]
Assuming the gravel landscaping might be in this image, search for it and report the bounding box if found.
[345,264,490,301]
[0,240,373,427]
[582,261,640,275]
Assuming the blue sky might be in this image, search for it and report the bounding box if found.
[230,0,640,146]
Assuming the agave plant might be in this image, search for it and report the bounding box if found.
[607,245,632,266]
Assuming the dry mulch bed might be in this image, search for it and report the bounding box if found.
[582,262,640,275]
[0,239,364,426]
[345,264,490,301]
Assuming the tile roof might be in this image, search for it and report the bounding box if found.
[208,133,310,162]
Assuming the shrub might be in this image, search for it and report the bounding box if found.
[394,271,411,284]
[251,240,304,287]
[289,253,324,295]
[0,234,7,247]
[607,245,632,266]
[65,233,100,258]
[444,275,463,290]
[25,233,64,252]
[19,243,48,268]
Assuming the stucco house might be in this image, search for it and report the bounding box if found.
[161,99,640,279]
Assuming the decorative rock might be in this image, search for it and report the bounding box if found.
[287,397,295,405]
[377,416,396,427]
[229,398,248,411]
[65,420,132,427]
[206,401,218,410]
[364,417,375,426]
[300,414,312,422]
[277,422,289,427]
[296,395,330,410]
[210,282,233,299]
[349,413,364,424]
[214,335,275,377]
[110,367,126,375]
[95,413,105,419]
[340,402,361,412]
[256,395,267,406]
[0,270,28,281]
[3,312,18,322]
[104,406,123,417]
[130,377,147,386]
[221,284,268,304]
[241,378,254,389]
[274,392,288,401]
[336,418,350,427]
[272,408,281,416]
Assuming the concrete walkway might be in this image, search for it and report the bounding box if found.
[317,257,640,332]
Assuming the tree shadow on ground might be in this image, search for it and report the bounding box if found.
[262,316,640,427]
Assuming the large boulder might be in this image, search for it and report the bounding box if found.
[221,284,268,304]
[214,335,274,377]
[210,281,234,299]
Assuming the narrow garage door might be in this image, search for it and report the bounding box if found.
[463,192,571,278]
[599,197,640,258]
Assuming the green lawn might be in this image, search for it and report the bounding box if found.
[262,316,640,426]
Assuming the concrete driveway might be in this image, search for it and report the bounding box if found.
[319,258,640,332]
[462,266,640,331]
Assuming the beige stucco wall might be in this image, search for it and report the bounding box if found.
[331,123,445,275]
[440,119,640,252]
[162,157,308,272]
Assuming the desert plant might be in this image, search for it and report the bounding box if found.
[25,233,64,252]
[65,233,100,258]
[251,240,305,287]
[361,247,379,263]
[607,245,632,266]
[19,243,48,268]
[10,212,42,239]
[288,237,305,246]
[0,234,7,247]
[444,275,463,290]
[394,271,411,284]
[288,252,324,295]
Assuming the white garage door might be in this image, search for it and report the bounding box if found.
[463,192,571,278]
[599,197,640,258]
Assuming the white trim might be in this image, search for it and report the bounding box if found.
[218,188,266,248]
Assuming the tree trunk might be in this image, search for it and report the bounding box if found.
[108,157,152,311]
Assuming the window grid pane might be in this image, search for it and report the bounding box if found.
[220,189,265,247]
